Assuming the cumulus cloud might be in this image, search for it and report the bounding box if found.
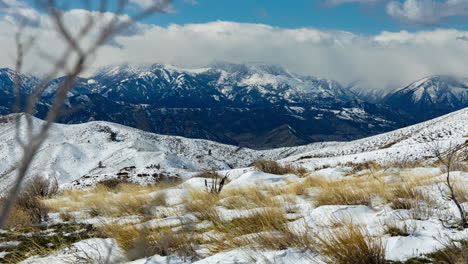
[387,0,468,25]
[1,6,468,91]
[0,0,40,27]
[325,0,468,25]
[129,0,175,13]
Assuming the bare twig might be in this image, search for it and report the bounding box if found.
[430,141,467,228]
[0,0,172,229]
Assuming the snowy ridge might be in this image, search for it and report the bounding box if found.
[0,108,467,191]
[284,107,468,168]
[0,114,327,192]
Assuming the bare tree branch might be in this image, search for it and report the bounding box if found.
[0,0,173,228]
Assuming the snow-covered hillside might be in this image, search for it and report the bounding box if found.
[0,108,467,192]
[284,107,468,169]
[0,109,467,264]
[0,114,327,192]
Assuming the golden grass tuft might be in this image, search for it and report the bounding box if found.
[453,181,468,203]
[221,187,279,210]
[427,239,468,264]
[254,160,308,176]
[101,223,199,261]
[313,177,375,207]
[207,207,313,253]
[0,203,34,228]
[313,222,386,264]
[44,183,171,218]
[184,189,221,222]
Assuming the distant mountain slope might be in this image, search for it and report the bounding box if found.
[0,64,409,148]
[384,76,468,120]
[88,63,357,107]
[284,107,468,168]
[3,65,468,148]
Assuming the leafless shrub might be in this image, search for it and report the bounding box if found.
[204,172,227,194]
[431,142,467,227]
[15,176,57,223]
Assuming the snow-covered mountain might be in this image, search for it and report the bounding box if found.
[0,64,408,148]
[1,65,468,148]
[90,63,357,106]
[0,107,466,192]
[384,75,468,120]
[0,68,38,113]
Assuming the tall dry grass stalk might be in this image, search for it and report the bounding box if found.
[313,222,386,264]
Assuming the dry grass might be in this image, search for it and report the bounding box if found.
[44,183,171,218]
[313,177,376,207]
[387,176,439,220]
[313,222,386,264]
[184,189,221,222]
[389,181,428,210]
[96,178,131,190]
[0,202,33,228]
[254,160,308,176]
[40,164,458,262]
[383,219,417,237]
[101,223,199,261]
[184,186,313,253]
[0,176,57,228]
[264,179,315,197]
[343,161,382,174]
[222,187,279,209]
[427,239,468,264]
[453,181,468,203]
[310,169,441,212]
[207,207,313,253]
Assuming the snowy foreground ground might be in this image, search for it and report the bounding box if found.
[0,108,466,263]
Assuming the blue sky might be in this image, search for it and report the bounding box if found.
[2,0,468,89]
[19,0,468,34]
[148,0,395,34]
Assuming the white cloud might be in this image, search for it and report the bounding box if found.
[92,22,468,91]
[325,0,468,25]
[1,6,468,92]
[387,0,468,25]
[129,0,175,13]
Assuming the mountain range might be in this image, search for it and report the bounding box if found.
[1,63,467,148]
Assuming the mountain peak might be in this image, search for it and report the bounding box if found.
[384,75,468,120]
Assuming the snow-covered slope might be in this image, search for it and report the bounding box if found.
[384,75,468,120]
[0,114,327,192]
[284,107,468,168]
[0,107,466,192]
